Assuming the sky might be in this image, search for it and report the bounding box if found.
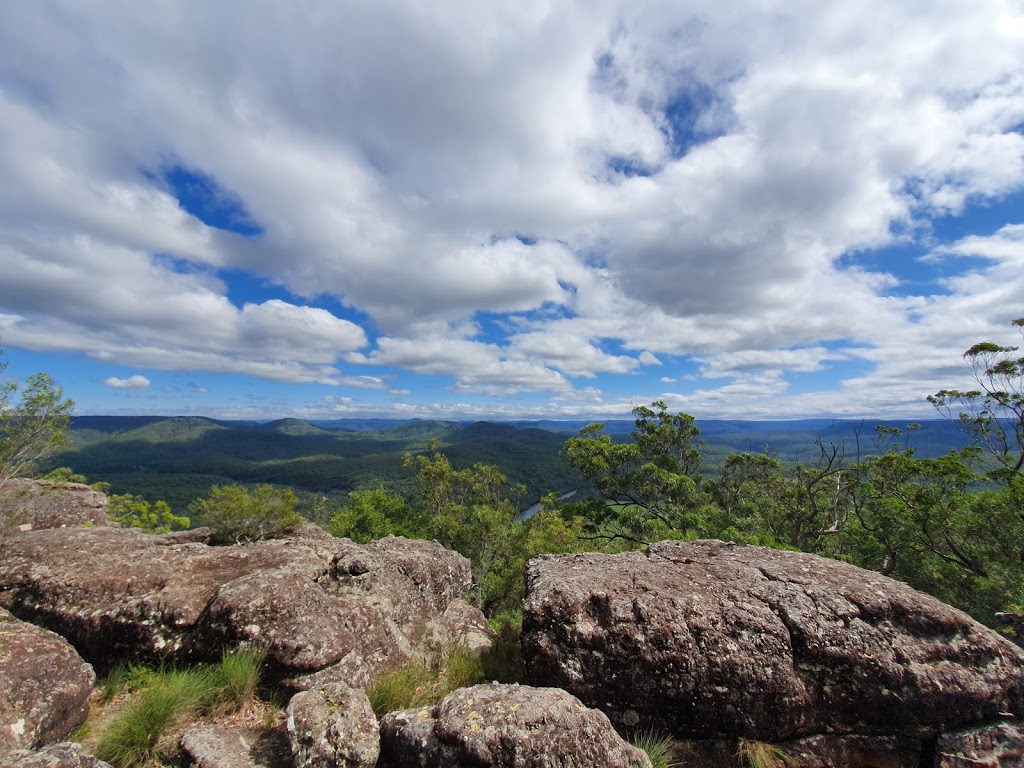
[0,1,1022,423]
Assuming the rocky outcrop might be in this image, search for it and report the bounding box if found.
[179,724,291,768]
[0,479,109,533]
[286,683,379,768]
[378,683,652,768]
[0,524,490,689]
[523,539,1024,745]
[0,742,113,768]
[935,721,1024,767]
[0,609,95,757]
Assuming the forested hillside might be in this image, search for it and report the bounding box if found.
[52,414,970,514]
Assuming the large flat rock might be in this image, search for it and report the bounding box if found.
[523,540,1024,741]
[0,524,489,689]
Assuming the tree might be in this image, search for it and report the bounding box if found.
[562,401,710,545]
[109,493,190,533]
[405,444,528,616]
[190,484,303,544]
[327,487,423,543]
[0,344,74,484]
[928,317,1024,477]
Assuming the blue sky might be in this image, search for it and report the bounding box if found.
[0,2,1022,422]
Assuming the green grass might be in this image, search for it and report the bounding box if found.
[367,645,486,718]
[628,730,681,768]
[737,739,793,768]
[479,612,526,684]
[91,650,265,768]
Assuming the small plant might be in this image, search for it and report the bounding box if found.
[737,738,793,768]
[367,646,486,718]
[191,484,303,544]
[91,651,267,767]
[208,648,265,714]
[367,660,433,717]
[628,729,681,768]
[94,667,214,767]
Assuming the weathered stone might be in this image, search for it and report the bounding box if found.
[286,683,379,768]
[935,720,1024,767]
[0,742,113,768]
[0,522,489,689]
[779,734,922,767]
[0,479,109,533]
[378,683,653,768]
[0,609,95,757]
[180,724,290,768]
[523,540,1024,742]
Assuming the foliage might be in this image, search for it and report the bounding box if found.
[366,645,485,718]
[92,651,264,768]
[406,444,530,615]
[0,344,74,484]
[929,317,1024,477]
[326,487,425,542]
[563,401,711,545]
[628,730,681,768]
[108,493,190,533]
[190,483,303,544]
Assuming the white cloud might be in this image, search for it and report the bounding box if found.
[106,375,151,390]
[0,1,1022,414]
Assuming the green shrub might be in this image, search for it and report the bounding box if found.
[190,484,302,544]
[628,729,681,768]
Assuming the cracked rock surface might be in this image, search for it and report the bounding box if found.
[378,683,652,768]
[522,539,1024,741]
[0,523,489,690]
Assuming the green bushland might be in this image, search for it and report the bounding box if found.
[92,649,264,768]
[190,484,303,544]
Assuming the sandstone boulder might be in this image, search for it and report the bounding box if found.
[286,683,379,768]
[379,683,652,768]
[935,721,1024,767]
[0,524,489,689]
[0,742,113,768]
[0,479,109,533]
[180,724,290,768]
[523,540,1024,742]
[0,609,95,757]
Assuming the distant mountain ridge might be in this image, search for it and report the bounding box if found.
[57,415,971,514]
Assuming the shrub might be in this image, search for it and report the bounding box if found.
[480,612,526,684]
[190,484,302,544]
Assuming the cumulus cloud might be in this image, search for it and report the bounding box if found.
[106,375,151,389]
[0,1,1022,414]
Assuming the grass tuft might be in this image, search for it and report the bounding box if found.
[628,729,681,768]
[367,660,434,718]
[737,738,794,768]
[367,644,486,718]
[207,648,265,715]
[91,650,267,767]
